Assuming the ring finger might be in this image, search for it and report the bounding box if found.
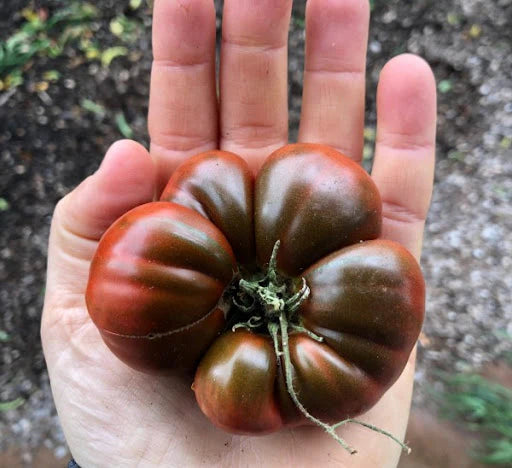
[298,0,370,162]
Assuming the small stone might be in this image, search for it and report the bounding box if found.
[64,78,76,89]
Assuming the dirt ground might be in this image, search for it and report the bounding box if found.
[1,0,511,466]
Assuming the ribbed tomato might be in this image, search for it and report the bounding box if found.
[86,143,424,445]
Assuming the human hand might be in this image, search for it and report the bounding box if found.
[41,1,436,467]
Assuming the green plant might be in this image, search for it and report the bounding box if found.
[0,3,97,89]
[115,111,133,138]
[438,79,453,94]
[0,3,138,91]
[439,372,512,465]
[110,14,141,43]
[0,397,25,412]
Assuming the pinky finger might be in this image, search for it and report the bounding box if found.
[371,54,437,260]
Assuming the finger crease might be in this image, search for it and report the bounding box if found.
[381,200,427,225]
[150,140,216,156]
[377,134,434,153]
[222,37,287,54]
[151,135,216,154]
[305,67,365,80]
[221,126,286,150]
[152,58,212,71]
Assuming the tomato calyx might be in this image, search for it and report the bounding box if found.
[234,241,309,323]
[229,241,320,344]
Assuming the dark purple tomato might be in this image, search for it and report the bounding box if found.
[86,143,425,435]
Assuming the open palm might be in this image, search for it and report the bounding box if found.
[41,1,436,467]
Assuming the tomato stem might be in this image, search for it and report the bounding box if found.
[274,311,358,454]
[288,323,323,342]
[272,309,411,455]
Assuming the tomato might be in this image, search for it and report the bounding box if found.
[86,143,424,440]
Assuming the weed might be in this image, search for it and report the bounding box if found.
[81,98,106,118]
[438,372,512,465]
[0,3,97,89]
[101,47,128,68]
[115,112,133,138]
[110,15,141,43]
[0,398,25,412]
[0,2,138,92]
[0,198,10,211]
[438,79,453,94]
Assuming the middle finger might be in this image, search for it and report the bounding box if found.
[220,0,293,171]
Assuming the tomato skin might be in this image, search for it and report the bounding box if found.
[160,151,255,269]
[86,202,236,373]
[255,143,382,277]
[194,330,283,434]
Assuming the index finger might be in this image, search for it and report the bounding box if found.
[148,0,218,192]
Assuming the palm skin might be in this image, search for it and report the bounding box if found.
[41,1,436,467]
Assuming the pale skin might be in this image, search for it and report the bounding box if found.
[41,0,437,467]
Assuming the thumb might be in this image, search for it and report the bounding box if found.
[44,140,156,309]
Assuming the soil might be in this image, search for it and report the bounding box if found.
[1,0,511,466]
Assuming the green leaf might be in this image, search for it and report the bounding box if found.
[438,372,512,465]
[363,144,373,161]
[130,0,143,10]
[115,112,133,138]
[101,46,128,67]
[6,70,23,88]
[43,70,60,81]
[109,15,140,43]
[500,137,511,150]
[294,18,305,28]
[438,80,453,94]
[0,398,25,412]
[364,127,376,142]
[0,198,10,211]
[110,18,124,37]
[81,99,105,117]
[0,2,98,79]
[447,12,460,26]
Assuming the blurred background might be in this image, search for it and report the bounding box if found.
[0,1,511,466]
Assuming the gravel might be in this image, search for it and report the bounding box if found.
[1,0,511,462]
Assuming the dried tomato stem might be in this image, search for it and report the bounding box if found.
[333,419,411,454]
[276,309,411,455]
[275,312,357,454]
[288,323,323,342]
[268,322,282,359]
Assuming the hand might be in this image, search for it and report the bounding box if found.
[41,1,436,466]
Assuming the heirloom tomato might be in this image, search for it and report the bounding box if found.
[86,143,425,447]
